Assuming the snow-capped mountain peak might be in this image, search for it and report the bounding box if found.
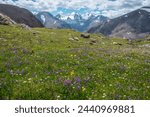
[74,13,83,20]
[40,15,46,23]
[39,12,108,32]
[55,14,61,19]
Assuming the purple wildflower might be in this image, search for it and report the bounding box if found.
[57,69,62,73]
[21,69,25,75]
[48,72,51,75]
[76,77,81,83]
[77,85,81,90]
[64,80,72,86]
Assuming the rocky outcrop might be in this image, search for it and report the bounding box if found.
[0,4,43,27]
[81,33,90,38]
[0,13,16,25]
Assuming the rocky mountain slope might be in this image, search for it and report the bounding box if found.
[36,11,108,31]
[88,8,150,39]
[0,4,43,27]
[36,12,71,29]
[0,13,16,25]
[63,13,86,31]
[57,13,108,32]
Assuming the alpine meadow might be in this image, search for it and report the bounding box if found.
[0,1,150,100]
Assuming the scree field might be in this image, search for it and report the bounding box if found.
[0,24,150,100]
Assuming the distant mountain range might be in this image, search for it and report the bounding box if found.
[0,4,43,27]
[1,4,150,40]
[36,12,108,32]
[60,13,108,32]
[88,7,150,39]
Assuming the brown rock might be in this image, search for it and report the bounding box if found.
[81,33,90,38]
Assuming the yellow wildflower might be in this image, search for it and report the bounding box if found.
[82,87,86,92]
[70,70,75,76]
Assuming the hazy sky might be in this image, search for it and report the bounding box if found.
[0,0,150,18]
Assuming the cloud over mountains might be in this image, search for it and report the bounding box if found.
[1,0,150,18]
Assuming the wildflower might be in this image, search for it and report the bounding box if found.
[21,69,25,75]
[57,95,60,98]
[109,84,112,87]
[113,42,117,45]
[102,93,106,98]
[76,77,81,83]
[48,72,51,75]
[23,81,27,84]
[70,70,75,76]
[70,54,76,57]
[28,78,32,81]
[77,85,81,90]
[9,70,14,75]
[16,70,20,75]
[64,80,72,86]
[82,87,86,92]
[57,69,62,74]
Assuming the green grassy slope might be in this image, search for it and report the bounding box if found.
[0,24,150,99]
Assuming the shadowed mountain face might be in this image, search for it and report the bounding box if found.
[88,8,150,39]
[0,4,43,27]
[36,12,71,29]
